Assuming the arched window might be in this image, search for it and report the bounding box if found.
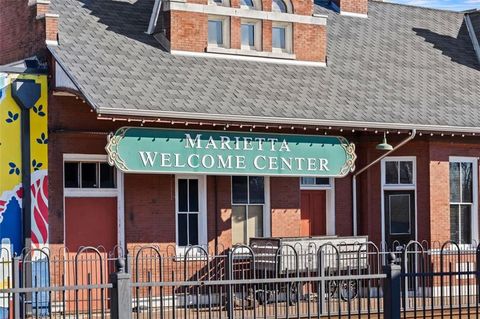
[272,0,292,12]
[272,0,286,12]
[240,0,255,8]
[210,0,230,6]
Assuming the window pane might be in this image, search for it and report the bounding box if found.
[385,161,399,184]
[189,214,199,245]
[272,27,286,49]
[208,20,223,45]
[232,206,247,245]
[248,205,263,239]
[399,161,413,184]
[232,176,248,204]
[64,162,79,188]
[460,204,472,244]
[81,163,97,188]
[449,162,461,202]
[100,163,116,188]
[461,162,473,203]
[249,176,264,204]
[178,214,188,246]
[316,177,330,186]
[189,179,199,212]
[241,0,254,7]
[450,204,459,243]
[178,179,188,212]
[389,194,411,234]
[241,24,255,47]
[301,177,315,185]
[272,0,287,12]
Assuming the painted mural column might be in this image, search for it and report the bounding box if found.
[0,72,48,257]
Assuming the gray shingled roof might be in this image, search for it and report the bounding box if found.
[49,0,480,131]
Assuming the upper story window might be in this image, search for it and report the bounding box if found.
[241,19,261,51]
[240,0,261,9]
[208,16,230,48]
[272,0,292,12]
[210,0,230,6]
[64,161,116,189]
[272,22,292,54]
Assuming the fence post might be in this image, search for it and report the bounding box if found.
[12,256,21,319]
[383,253,401,319]
[110,257,132,319]
[226,249,234,319]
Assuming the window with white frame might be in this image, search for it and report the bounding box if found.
[241,19,261,51]
[384,160,414,185]
[209,0,230,6]
[208,16,230,48]
[64,161,116,189]
[450,158,478,244]
[232,176,265,245]
[300,177,331,189]
[177,178,201,247]
[272,22,292,54]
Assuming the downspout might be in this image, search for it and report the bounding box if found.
[352,129,417,236]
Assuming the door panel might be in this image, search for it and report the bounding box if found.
[384,190,415,248]
[300,190,327,236]
[65,197,117,253]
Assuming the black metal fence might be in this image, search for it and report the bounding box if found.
[0,241,479,319]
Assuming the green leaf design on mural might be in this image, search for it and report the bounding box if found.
[5,111,19,123]
[8,162,20,175]
[36,132,48,144]
[32,159,43,171]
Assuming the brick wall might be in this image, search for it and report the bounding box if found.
[0,1,45,64]
[169,11,208,52]
[332,0,368,15]
[293,24,327,62]
[270,177,301,237]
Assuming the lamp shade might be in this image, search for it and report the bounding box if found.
[376,135,393,151]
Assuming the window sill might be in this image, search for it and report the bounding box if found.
[64,188,118,197]
[207,46,296,60]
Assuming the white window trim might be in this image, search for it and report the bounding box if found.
[231,176,271,244]
[380,156,417,245]
[272,22,292,54]
[175,175,208,256]
[62,154,125,253]
[240,19,262,51]
[207,15,230,49]
[449,156,479,246]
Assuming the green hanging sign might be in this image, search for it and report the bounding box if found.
[106,127,356,177]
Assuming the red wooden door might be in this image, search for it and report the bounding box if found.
[65,197,117,253]
[300,190,327,236]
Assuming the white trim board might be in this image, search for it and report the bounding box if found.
[465,15,480,64]
[171,50,325,67]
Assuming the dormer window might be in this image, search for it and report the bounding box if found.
[272,22,292,53]
[208,16,230,48]
[240,0,262,9]
[272,0,292,13]
[241,19,262,51]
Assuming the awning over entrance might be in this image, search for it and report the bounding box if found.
[105,127,357,177]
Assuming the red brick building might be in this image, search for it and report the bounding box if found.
[1,0,480,256]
